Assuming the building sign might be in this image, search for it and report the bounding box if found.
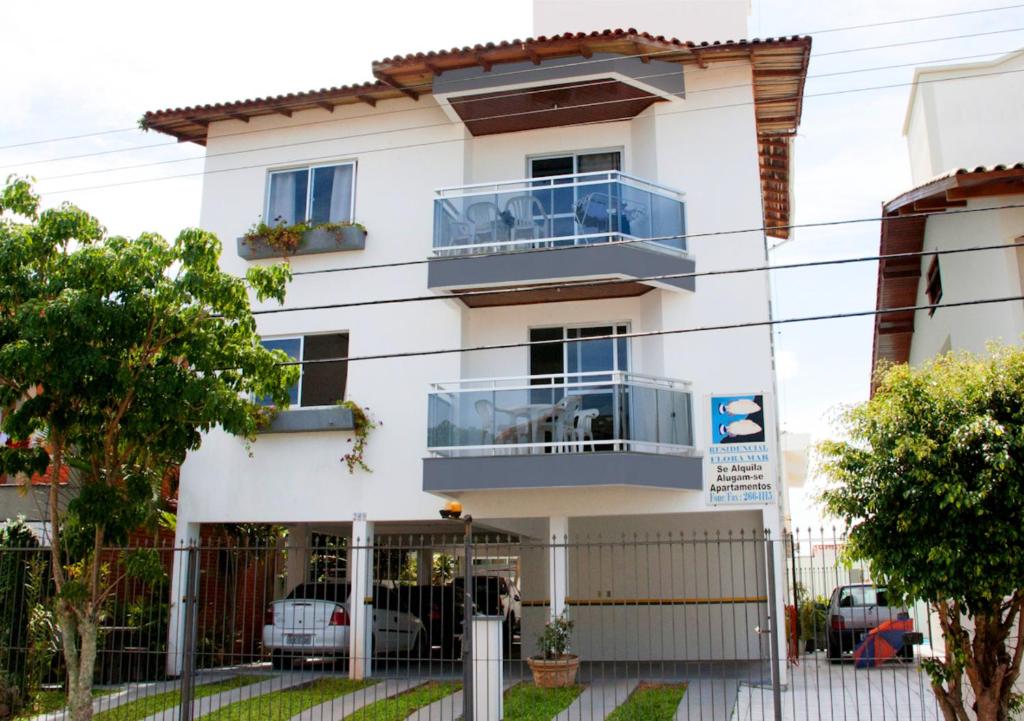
[705,393,776,505]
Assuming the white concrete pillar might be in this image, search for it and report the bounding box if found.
[348,515,374,680]
[548,516,569,620]
[473,616,504,721]
[166,520,200,677]
[285,524,312,593]
[416,548,433,586]
[762,508,789,686]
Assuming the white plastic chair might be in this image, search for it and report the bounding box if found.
[573,408,600,451]
[549,395,583,453]
[503,195,550,243]
[464,201,501,250]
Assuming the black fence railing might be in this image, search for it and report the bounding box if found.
[0,530,955,721]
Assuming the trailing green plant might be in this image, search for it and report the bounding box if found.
[243,219,367,257]
[536,612,574,660]
[339,401,377,474]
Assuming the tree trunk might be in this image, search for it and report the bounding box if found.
[57,602,98,721]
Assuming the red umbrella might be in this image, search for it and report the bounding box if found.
[854,614,914,668]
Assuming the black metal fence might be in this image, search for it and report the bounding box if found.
[0,528,958,721]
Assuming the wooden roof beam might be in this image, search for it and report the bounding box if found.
[946,180,1024,200]
[227,113,250,123]
[357,95,377,107]
[316,101,335,113]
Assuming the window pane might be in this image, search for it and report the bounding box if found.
[530,156,574,178]
[260,338,301,406]
[301,334,349,407]
[577,152,621,172]
[267,170,308,226]
[310,164,354,224]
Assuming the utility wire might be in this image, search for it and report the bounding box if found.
[272,295,1024,366]
[19,47,1015,181]
[251,240,1024,315]
[284,203,1024,277]
[2,4,1021,156]
[34,66,1024,197]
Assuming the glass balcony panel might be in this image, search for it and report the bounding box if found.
[426,372,693,457]
[433,171,686,256]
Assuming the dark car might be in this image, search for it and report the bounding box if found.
[395,584,463,659]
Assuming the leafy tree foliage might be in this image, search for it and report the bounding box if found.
[820,347,1024,721]
[0,178,298,721]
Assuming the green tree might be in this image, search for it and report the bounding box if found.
[819,347,1024,721]
[0,178,298,721]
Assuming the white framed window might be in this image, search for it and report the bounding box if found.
[260,333,349,407]
[265,162,356,226]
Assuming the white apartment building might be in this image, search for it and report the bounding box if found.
[144,0,810,674]
[873,50,1024,379]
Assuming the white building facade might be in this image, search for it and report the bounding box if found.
[873,50,1024,380]
[145,1,810,676]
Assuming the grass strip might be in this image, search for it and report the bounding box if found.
[92,675,260,721]
[341,681,460,721]
[605,683,687,721]
[201,678,374,721]
[503,683,584,721]
[14,689,70,720]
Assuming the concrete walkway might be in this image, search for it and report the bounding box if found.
[731,657,942,721]
[554,678,638,721]
[289,678,426,721]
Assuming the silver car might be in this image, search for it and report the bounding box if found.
[826,583,913,661]
[263,583,425,669]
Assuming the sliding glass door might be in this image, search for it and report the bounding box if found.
[528,324,629,449]
[529,151,621,243]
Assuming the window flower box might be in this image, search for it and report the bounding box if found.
[237,224,367,260]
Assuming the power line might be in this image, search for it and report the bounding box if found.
[34,65,1024,197]
[19,47,1014,182]
[250,239,1024,315]
[272,295,1024,366]
[3,3,1022,156]
[283,203,1024,277]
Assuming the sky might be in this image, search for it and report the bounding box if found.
[2,0,1022,529]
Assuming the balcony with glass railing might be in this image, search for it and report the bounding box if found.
[427,172,695,305]
[422,371,703,493]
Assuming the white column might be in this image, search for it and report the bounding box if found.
[416,548,433,586]
[548,516,569,620]
[473,616,504,721]
[348,515,374,680]
[762,507,789,686]
[166,520,200,677]
[285,524,312,593]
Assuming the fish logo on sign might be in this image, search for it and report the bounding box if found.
[711,394,766,444]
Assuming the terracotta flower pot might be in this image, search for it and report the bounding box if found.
[527,655,580,688]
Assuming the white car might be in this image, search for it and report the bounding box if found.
[263,583,425,668]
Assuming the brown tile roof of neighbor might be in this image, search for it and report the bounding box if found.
[143,30,811,239]
[871,162,1024,390]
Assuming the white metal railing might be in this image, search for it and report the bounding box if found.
[431,170,687,257]
[426,371,695,458]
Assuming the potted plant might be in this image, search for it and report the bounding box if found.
[526,613,579,688]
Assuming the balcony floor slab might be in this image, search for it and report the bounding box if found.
[422,452,702,493]
[428,243,694,306]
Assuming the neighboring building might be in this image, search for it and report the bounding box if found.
[873,50,1024,382]
[143,1,810,674]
